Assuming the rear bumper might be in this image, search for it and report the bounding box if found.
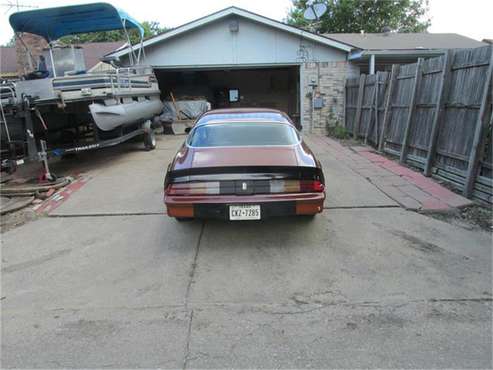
[164,192,325,219]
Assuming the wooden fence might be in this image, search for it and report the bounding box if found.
[345,45,493,205]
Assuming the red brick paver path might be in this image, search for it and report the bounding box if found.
[308,135,472,212]
[32,175,90,214]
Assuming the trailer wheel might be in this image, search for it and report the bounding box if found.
[144,130,156,151]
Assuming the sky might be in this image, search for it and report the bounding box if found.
[1,0,492,45]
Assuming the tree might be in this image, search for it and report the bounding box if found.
[2,35,16,47]
[59,20,167,45]
[287,0,430,33]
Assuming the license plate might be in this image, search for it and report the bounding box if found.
[229,204,261,220]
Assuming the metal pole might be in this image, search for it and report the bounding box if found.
[39,139,54,181]
[48,45,57,77]
[122,19,135,66]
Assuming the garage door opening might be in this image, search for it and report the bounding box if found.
[154,66,300,126]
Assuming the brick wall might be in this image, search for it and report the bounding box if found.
[15,33,48,77]
[301,61,359,134]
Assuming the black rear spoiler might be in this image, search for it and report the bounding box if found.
[165,166,324,187]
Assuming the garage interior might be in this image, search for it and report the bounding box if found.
[154,66,300,125]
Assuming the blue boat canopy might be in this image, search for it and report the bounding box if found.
[9,2,144,42]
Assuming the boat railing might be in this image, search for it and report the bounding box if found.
[50,65,157,96]
[111,66,155,95]
[0,84,16,103]
[0,84,15,142]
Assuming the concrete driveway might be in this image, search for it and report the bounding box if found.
[1,134,491,369]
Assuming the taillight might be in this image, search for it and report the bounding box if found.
[270,179,324,193]
[300,180,325,192]
[165,182,220,195]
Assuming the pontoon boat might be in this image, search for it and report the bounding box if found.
[1,3,163,173]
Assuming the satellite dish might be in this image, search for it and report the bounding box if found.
[303,2,328,21]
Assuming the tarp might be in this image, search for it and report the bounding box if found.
[160,100,210,122]
[9,2,144,42]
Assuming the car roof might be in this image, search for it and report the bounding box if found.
[198,118,293,125]
[196,108,293,126]
[202,108,286,115]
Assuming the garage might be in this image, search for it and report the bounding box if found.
[109,7,353,132]
[155,66,300,124]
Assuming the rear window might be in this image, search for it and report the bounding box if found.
[188,122,300,147]
[197,112,289,124]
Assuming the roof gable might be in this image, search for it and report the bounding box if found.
[110,6,352,58]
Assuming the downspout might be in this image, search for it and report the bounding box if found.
[369,54,375,75]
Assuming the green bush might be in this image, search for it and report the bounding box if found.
[330,125,349,139]
[326,118,349,139]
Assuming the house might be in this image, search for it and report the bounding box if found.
[110,7,488,132]
[0,41,125,79]
[0,46,17,79]
[109,6,358,132]
[326,32,487,74]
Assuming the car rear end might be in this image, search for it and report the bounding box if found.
[164,166,325,220]
[163,118,325,221]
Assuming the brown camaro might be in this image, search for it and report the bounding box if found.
[163,108,325,221]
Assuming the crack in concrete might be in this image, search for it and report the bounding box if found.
[48,212,165,217]
[182,309,194,370]
[185,221,205,310]
[428,298,493,303]
[2,248,72,274]
[323,205,400,210]
[3,297,491,316]
[182,221,205,370]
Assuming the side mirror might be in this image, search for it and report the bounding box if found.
[184,127,191,134]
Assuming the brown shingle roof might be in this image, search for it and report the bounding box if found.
[76,41,125,69]
[0,41,125,76]
[324,33,487,50]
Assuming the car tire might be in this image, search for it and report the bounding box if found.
[175,217,193,222]
[302,214,316,220]
[144,130,156,151]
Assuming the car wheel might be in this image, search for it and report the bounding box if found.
[144,130,156,151]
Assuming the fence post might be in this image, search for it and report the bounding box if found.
[353,74,366,138]
[400,58,423,163]
[463,46,493,198]
[364,76,378,144]
[373,72,380,146]
[378,65,398,152]
[424,50,453,177]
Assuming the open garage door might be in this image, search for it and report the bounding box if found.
[154,66,300,126]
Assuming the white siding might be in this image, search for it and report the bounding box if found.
[140,16,347,68]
